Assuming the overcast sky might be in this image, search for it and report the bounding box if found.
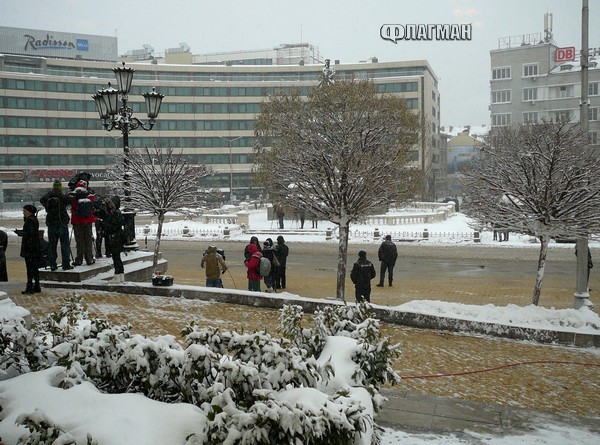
[2,0,598,128]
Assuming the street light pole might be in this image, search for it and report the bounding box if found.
[92,62,164,250]
[575,0,592,309]
[218,136,243,202]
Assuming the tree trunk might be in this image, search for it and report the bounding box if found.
[531,235,549,306]
[336,223,350,302]
[153,212,166,269]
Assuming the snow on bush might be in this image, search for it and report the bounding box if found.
[0,294,400,445]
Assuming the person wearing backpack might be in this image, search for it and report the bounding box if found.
[350,250,377,303]
[261,240,279,292]
[69,180,96,266]
[40,180,73,271]
[244,243,262,292]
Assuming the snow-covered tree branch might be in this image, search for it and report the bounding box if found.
[462,120,600,305]
[109,145,212,267]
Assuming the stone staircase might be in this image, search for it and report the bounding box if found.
[40,251,168,284]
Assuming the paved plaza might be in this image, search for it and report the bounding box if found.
[2,235,600,437]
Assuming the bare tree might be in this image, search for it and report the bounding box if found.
[110,145,211,267]
[462,120,600,305]
[254,80,422,301]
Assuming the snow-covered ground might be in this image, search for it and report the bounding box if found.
[139,207,535,245]
[0,362,597,445]
[1,207,599,444]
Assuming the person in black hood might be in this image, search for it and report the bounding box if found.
[96,196,125,282]
[350,250,376,303]
[0,229,8,281]
[40,180,72,271]
[14,204,42,293]
[244,236,262,261]
[274,235,289,289]
[377,234,398,287]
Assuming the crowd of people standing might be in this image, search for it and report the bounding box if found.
[7,175,127,294]
[6,183,403,300]
[202,231,398,303]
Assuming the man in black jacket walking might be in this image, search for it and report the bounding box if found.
[40,180,73,271]
[377,235,398,287]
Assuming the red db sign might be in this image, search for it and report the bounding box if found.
[555,47,576,62]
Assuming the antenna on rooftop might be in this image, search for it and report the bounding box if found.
[544,13,554,43]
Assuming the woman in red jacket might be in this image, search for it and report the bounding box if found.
[244,243,262,292]
[70,180,96,266]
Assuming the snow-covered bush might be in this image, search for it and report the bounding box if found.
[2,296,400,445]
[279,303,401,412]
[15,409,97,445]
[0,317,46,379]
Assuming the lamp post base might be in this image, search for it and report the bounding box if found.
[121,210,139,252]
[574,291,593,310]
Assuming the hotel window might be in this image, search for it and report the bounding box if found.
[590,131,598,146]
[491,90,511,103]
[554,110,571,121]
[589,82,599,96]
[491,113,511,126]
[589,108,598,121]
[523,88,538,101]
[523,112,539,124]
[492,66,511,80]
[522,63,538,77]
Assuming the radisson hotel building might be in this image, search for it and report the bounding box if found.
[0,26,442,205]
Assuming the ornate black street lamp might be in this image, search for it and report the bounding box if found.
[93,62,164,250]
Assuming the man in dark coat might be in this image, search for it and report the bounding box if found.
[350,250,376,303]
[377,235,398,287]
[40,180,73,271]
[95,196,125,282]
[14,204,42,293]
[274,235,289,289]
[0,229,8,281]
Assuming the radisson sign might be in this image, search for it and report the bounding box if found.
[0,25,117,62]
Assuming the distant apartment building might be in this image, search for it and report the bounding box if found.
[489,27,600,147]
[0,25,441,204]
[445,127,486,197]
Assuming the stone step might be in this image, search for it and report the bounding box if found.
[40,251,167,283]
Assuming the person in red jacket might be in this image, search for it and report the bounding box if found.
[244,243,262,292]
[69,180,96,266]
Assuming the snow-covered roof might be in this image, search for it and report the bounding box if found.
[441,125,489,141]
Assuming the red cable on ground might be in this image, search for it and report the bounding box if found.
[402,360,600,379]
